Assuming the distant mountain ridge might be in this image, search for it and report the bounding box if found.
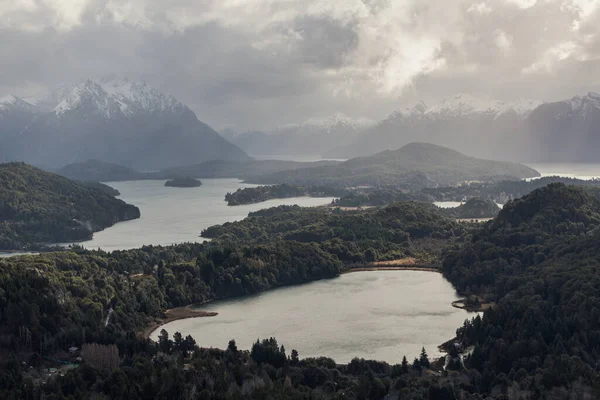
[327,92,600,162]
[0,77,250,170]
[226,112,375,157]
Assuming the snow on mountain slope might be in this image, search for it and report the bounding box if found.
[384,95,543,123]
[279,112,375,132]
[0,95,36,113]
[424,93,505,118]
[566,92,600,117]
[53,78,185,118]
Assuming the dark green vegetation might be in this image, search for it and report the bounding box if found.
[247,143,539,188]
[56,159,144,182]
[443,197,501,219]
[202,202,463,265]
[0,163,140,250]
[441,183,600,397]
[225,184,344,205]
[422,175,600,204]
[333,175,600,208]
[79,181,121,197]
[5,183,600,398]
[0,201,466,398]
[164,177,203,188]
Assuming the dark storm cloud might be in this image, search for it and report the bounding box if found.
[0,0,599,129]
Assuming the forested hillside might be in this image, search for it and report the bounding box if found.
[442,183,600,397]
[3,184,600,398]
[0,163,140,250]
[248,143,539,188]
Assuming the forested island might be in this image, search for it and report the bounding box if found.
[2,182,600,398]
[0,163,140,250]
[164,177,203,188]
[443,197,501,219]
[225,184,345,205]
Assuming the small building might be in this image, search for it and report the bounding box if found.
[68,346,79,355]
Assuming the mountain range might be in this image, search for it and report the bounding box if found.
[227,92,600,163]
[327,93,600,162]
[0,77,250,170]
[223,113,375,158]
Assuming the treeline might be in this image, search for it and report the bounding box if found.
[225,184,345,205]
[333,176,600,207]
[202,202,464,265]
[0,241,341,357]
[6,330,480,399]
[0,163,139,250]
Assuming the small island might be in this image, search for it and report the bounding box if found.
[164,177,203,188]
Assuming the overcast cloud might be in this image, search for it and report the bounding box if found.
[0,0,599,129]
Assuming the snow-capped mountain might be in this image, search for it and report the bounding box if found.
[327,94,547,161]
[52,78,186,118]
[229,113,375,157]
[524,92,600,162]
[280,112,375,132]
[424,93,506,119]
[0,95,39,157]
[0,95,36,113]
[0,78,250,170]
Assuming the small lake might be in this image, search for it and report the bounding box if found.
[80,179,335,252]
[151,271,473,364]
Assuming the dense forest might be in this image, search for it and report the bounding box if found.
[0,163,140,250]
[334,176,600,207]
[202,202,464,265]
[3,183,600,398]
[225,184,344,205]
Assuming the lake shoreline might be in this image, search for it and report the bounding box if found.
[141,306,218,338]
[143,267,446,343]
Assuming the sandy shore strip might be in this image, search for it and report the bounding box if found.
[344,257,440,273]
[141,306,218,338]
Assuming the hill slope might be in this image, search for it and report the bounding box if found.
[248,142,539,188]
[0,163,140,250]
[56,159,145,182]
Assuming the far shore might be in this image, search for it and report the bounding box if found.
[141,306,218,338]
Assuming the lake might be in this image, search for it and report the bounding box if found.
[526,163,600,180]
[80,179,335,252]
[151,270,473,364]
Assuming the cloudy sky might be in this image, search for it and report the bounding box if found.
[1,0,599,130]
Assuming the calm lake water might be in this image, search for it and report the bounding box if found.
[526,163,600,180]
[151,271,473,364]
[80,179,335,252]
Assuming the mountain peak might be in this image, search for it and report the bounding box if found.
[425,93,506,118]
[52,77,186,118]
[281,113,375,131]
[566,92,600,117]
[0,94,36,112]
